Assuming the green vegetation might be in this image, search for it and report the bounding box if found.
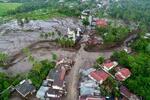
[0,3,21,16]
[57,37,75,48]
[0,52,9,66]
[96,25,130,43]
[96,56,104,65]
[82,18,90,27]
[0,0,83,21]
[101,77,120,97]
[94,56,104,69]
[108,0,150,31]
[0,73,22,100]
[17,9,66,20]
[131,38,150,54]
[51,52,58,61]
[111,38,150,99]
[28,60,55,88]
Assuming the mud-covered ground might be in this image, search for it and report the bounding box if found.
[0,18,82,55]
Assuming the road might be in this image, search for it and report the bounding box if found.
[64,44,113,100]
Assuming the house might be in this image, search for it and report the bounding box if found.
[67,28,76,41]
[88,70,109,84]
[95,19,107,27]
[101,61,118,71]
[36,86,49,99]
[45,88,66,100]
[120,85,140,100]
[52,67,66,90]
[36,58,73,99]
[79,68,101,97]
[36,67,66,99]
[80,80,100,96]
[80,80,99,88]
[90,17,99,27]
[47,68,58,83]
[79,95,106,100]
[115,68,131,81]
[67,28,82,42]
[80,67,96,76]
[90,18,108,30]
[15,80,36,97]
[91,19,107,27]
[144,33,150,39]
[81,10,91,20]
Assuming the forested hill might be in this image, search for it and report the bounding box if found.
[109,0,150,30]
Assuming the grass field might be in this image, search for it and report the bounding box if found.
[15,8,67,20]
[0,3,22,16]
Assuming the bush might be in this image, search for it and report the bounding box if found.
[0,52,9,66]
[28,60,55,88]
[96,56,104,65]
[82,18,89,27]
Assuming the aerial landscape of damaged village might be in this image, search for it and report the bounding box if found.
[0,0,150,100]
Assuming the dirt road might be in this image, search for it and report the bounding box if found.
[64,44,112,100]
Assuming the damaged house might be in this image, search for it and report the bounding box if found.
[36,58,74,100]
[15,80,36,98]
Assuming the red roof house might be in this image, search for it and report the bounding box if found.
[96,19,107,27]
[102,61,118,71]
[88,70,109,84]
[115,68,131,81]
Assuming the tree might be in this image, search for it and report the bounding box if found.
[96,56,104,65]
[27,58,55,88]
[146,44,150,54]
[131,38,149,53]
[111,50,150,99]
[57,37,75,48]
[82,18,89,27]
[111,51,130,67]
